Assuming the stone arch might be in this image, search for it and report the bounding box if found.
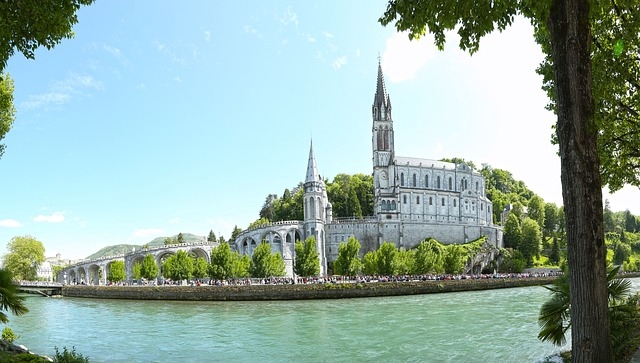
[68,269,77,284]
[77,267,87,284]
[309,197,316,219]
[188,247,209,262]
[262,231,283,254]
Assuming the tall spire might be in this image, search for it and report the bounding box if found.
[373,58,392,120]
[305,140,320,183]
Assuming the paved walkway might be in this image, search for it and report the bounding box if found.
[630,348,640,363]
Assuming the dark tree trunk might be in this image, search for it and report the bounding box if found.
[548,0,612,362]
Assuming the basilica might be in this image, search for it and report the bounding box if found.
[233,62,503,277]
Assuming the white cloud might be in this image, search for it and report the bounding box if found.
[153,41,186,65]
[243,25,258,35]
[204,30,211,42]
[332,56,347,70]
[306,35,316,43]
[382,31,438,83]
[102,44,121,58]
[21,73,103,111]
[278,6,298,27]
[174,76,182,83]
[0,219,22,228]
[33,212,65,223]
[133,228,165,238]
[323,32,333,39]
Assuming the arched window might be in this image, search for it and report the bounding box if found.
[383,129,389,150]
[481,204,484,211]
[441,198,445,206]
[425,175,429,188]
[403,195,407,204]
[381,200,387,211]
[309,197,315,219]
[453,199,457,207]
[429,197,433,205]
[417,196,420,205]
[401,173,405,186]
[476,181,479,191]
[412,174,417,187]
[376,129,383,150]
[437,176,441,189]
[465,179,468,190]
[373,107,378,119]
[449,177,453,190]
[391,201,396,210]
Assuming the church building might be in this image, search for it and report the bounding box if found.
[233,62,503,277]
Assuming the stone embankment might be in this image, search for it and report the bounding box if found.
[63,276,559,301]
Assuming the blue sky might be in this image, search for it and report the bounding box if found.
[2,1,639,260]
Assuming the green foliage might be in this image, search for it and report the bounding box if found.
[53,346,89,363]
[162,250,193,282]
[164,237,175,246]
[248,217,271,230]
[177,233,185,244]
[520,218,542,267]
[549,238,561,266]
[443,245,466,274]
[192,257,208,279]
[107,261,125,283]
[2,326,18,343]
[230,226,243,242]
[625,210,638,233]
[527,195,546,231]
[499,249,526,273]
[250,242,285,278]
[259,187,304,222]
[139,254,158,281]
[613,243,632,266]
[294,237,320,277]
[326,174,374,218]
[503,213,522,250]
[362,251,378,276]
[207,230,217,243]
[479,165,537,224]
[333,237,363,276]
[131,262,141,280]
[0,269,28,323]
[0,74,15,159]
[538,266,634,358]
[209,243,251,280]
[3,235,45,281]
[413,238,445,274]
[395,248,415,275]
[543,202,560,238]
[375,242,397,275]
[85,244,139,260]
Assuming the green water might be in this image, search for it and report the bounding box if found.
[9,284,575,362]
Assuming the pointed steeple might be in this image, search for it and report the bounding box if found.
[305,140,320,183]
[373,58,392,120]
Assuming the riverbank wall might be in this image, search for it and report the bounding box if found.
[62,277,560,301]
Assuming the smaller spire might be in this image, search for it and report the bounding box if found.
[305,140,320,183]
[373,59,392,120]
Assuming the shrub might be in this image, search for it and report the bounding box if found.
[2,326,19,343]
[53,346,89,363]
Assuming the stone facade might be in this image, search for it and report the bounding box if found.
[233,61,503,276]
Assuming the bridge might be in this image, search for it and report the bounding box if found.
[17,282,63,297]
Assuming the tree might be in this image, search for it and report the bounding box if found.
[192,257,208,280]
[209,242,236,280]
[248,217,270,230]
[549,237,561,266]
[3,235,45,280]
[521,218,543,267]
[503,213,522,250]
[443,244,466,275]
[624,210,637,233]
[251,242,285,278]
[413,238,445,274]
[0,269,28,323]
[207,230,217,243]
[395,248,415,275]
[544,202,560,238]
[230,225,243,242]
[0,0,95,158]
[177,233,185,244]
[362,250,378,276]
[376,242,397,276]
[603,200,616,233]
[333,237,363,276]
[379,2,623,359]
[0,74,15,159]
[131,261,141,281]
[139,254,159,281]
[294,236,320,277]
[162,250,193,282]
[527,195,546,231]
[107,261,125,283]
[164,237,175,246]
[613,243,631,267]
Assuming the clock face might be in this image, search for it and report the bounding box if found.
[380,171,387,180]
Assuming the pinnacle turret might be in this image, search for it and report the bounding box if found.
[305,140,320,183]
[373,59,392,120]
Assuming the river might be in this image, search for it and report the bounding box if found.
[10,279,639,363]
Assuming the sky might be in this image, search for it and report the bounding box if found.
[1,1,639,261]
